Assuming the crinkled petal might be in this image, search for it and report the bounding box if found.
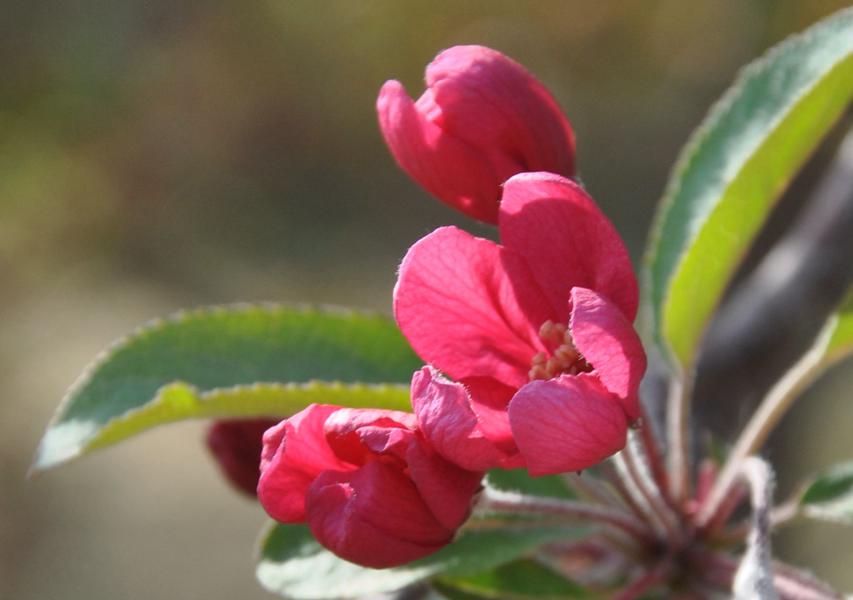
[500,173,638,321]
[377,81,501,223]
[306,461,452,568]
[323,407,417,464]
[508,374,628,476]
[395,226,553,389]
[426,46,575,182]
[569,287,646,420]
[257,405,352,523]
[411,367,519,471]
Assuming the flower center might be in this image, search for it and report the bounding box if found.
[528,320,592,380]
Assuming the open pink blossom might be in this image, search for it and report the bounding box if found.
[206,418,280,497]
[257,404,483,568]
[395,172,646,476]
[377,45,575,224]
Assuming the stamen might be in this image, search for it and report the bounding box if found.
[538,320,567,346]
[529,320,592,380]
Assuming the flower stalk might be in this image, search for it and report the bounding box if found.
[732,457,777,600]
[476,486,653,544]
[697,324,834,528]
[666,374,692,503]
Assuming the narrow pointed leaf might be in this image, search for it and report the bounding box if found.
[256,522,586,599]
[34,305,420,471]
[801,461,853,524]
[643,8,853,369]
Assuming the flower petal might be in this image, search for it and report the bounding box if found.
[377,80,501,223]
[569,287,647,420]
[306,461,452,568]
[323,407,417,464]
[462,377,525,467]
[508,375,628,476]
[426,46,575,181]
[395,226,553,389]
[500,173,638,321]
[411,367,519,471]
[257,405,352,523]
[405,437,483,530]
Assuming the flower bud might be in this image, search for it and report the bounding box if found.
[257,404,483,568]
[205,418,278,497]
[377,45,575,223]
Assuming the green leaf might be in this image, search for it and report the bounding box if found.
[486,469,574,500]
[34,304,421,471]
[256,522,586,599]
[643,8,853,369]
[801,461,853,524]
[438,559,588,599]
[83,381,410,453]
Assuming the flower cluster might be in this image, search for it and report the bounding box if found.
[208,45,647,569]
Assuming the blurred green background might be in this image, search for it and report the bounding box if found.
[3,1,852,598]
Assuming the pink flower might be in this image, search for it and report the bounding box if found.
[395,172,646,476]
[257,404,483,568]
[206,418,279,497]
[377,45,575,224]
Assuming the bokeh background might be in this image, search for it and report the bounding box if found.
[3,1,852,598]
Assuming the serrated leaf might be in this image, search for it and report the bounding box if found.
[801,461,853,524]
[83,381,410,454]
[438,558,589,599]
[643,8,853,369]
[256,522,586,600]
[34,304,421,471]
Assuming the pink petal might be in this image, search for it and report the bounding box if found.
[462,376,524,465]
[394,226,553,389]
[257,405,352,523]
[405,437,483,530]
[500,173,638,321]
[306,461,452,568]
[508,375,628,476]
[377,80,501,223]
[323,408,417,464]
[569,287,647,420]
[426,46,575,182]
[410,367,519,471]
